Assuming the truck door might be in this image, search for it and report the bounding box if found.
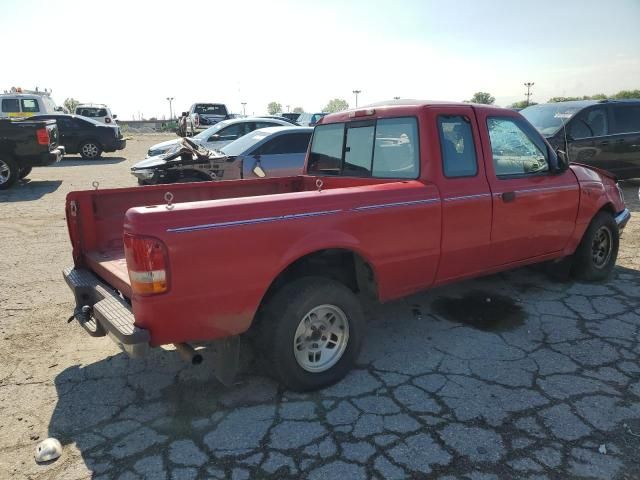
[476,110,580,266]
[427,106,493,283]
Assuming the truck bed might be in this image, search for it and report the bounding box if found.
[66,175,399,297]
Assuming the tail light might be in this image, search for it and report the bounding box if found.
[36,127,50,145]
[124,234,169,295]
[105,117,112,123]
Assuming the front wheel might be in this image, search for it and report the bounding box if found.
[0,157,19,189]
[259,277,365,392]
[572,211,619,281]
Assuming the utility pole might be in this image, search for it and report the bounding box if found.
[286,105,290,113]
[524,82,534,106]
[166,97,174,119]
[241,102,247,116]
[352,89,362,108]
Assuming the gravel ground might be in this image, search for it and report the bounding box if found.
[0,134,639,479]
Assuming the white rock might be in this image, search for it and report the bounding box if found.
[35,438,63,463]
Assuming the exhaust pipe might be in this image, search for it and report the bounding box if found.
[173,343,203,365]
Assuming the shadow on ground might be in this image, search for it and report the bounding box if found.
[0,179,62,202]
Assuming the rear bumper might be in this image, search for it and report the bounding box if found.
[26,147,65,167]
[105,139,127,152]
[615,208,631,231]
[63,266,149,357]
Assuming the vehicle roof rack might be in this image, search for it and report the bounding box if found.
[2,87,52,96]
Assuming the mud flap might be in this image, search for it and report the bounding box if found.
[213,336,240,386]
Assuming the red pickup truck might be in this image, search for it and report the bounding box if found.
[63,100,630,391]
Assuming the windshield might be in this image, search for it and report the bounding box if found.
[192,120,234,140]
[194,104,227,115]
[220,130,269,156]
[520,104,584,136]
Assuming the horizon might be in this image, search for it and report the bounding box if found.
[1,0,639,119]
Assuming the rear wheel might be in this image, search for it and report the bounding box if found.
[259,277,364,392]
[572,211,619,281]
[0,157,19,190]
[79,141,102,160]
[19,166,32,179]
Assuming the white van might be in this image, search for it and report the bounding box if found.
[0,91,59,119]
[75,104,117,124]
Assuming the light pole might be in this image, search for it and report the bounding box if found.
[166,97,174,120]
[241,102,247,116]
[524,82,534,106]
[286,105,290,113]
[352,89,362,108]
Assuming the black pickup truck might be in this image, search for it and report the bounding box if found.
[0,118,64,189]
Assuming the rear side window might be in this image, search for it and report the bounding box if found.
[612,105,640,134]
[437,115,477,177]
[2,99,20,112]
[308,117,419,178]
[21,99,40,113]
[487,117,549,176]
[77,108,108,117]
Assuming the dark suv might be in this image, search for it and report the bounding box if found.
[521,99,640,179]
[29,114,126,159]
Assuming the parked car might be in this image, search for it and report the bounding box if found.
[75,103,117,125]
[62,100,629,391]
[131,126,312,184]
[146,117,292,157]
[29,114,125,159]
[0,118,64,189]
[184,103,230,135]
[0,90,59,119]
[255,115,299,125]
[521,99,640,179]
[296,112,327,126]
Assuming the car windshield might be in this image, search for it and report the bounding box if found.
[194,104,226,115]
[220,130,270,156]
[520,104,584,136]
[192,120,234,140]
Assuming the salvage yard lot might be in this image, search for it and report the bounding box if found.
[0,135,639,479]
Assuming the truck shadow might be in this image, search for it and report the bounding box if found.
[53,156,127,166]
[45,263,640,476]
[0,180,62,202]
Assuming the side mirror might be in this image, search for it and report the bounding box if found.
[113,114,118,119]
[555,149,569,172]
[208,134,220,141]
[181,112,188,117]
[253,158,266,178]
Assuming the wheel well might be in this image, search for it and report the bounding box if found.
[80,138,103,149]
[261,249,378,306]
[598,202,616,216]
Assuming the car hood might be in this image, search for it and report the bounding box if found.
[131,156,168,170]
[149,138,182,150]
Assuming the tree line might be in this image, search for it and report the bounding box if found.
[466,89,640,108]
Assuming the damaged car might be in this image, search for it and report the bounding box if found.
[132,126,312,185]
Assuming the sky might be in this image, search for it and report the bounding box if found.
[1,0,639,119]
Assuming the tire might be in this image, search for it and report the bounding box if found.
[259,276,365,392]
[0,157,19,190]
[18,166,32,180]
[572,211,619,281]
[175,176,205,183]
[79,141,102,160]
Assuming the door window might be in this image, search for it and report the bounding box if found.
[21,99,40,113]
[437,115,478,177]
[611,105,640,134]
[214,123,247,141]
[569,107,608,139]
[255,133,311,155]
[1,99,20,112]
[487,118,549,176]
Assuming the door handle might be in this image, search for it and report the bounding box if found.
[501,191,516,202]
[599,140,609,146]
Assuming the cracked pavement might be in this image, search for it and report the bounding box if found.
[0,136,639,479]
